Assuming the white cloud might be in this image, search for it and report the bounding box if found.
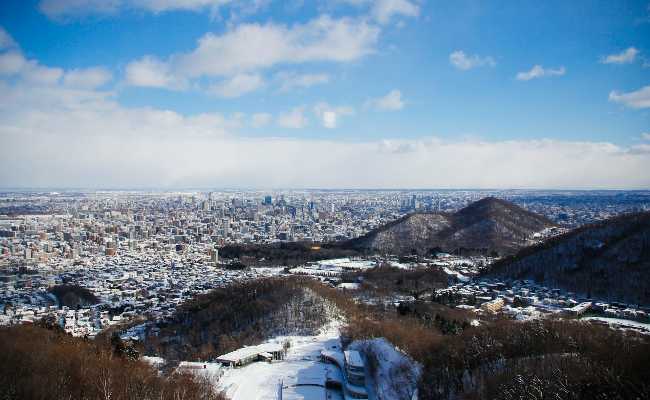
[2,37,649,190]
[125,15,379,90]
[516,65,566,81]
[609,86,650,109]
[277,106,308,129]
[210,73,263,97]
[642,132,650,141]
[24,65,64,86]
[125,56,186,89]
[366,89,404,111]
[251,112,272,128]
[0,27,17,50]
[371,0,419,24]
[179,16,378,76]
[1,68,650,189]
[0,83,240,148]
[3,94,650,188]
[0,52,27,75]
[449,50,496,70]
[313,102,354,128]
[276,72,330,91]
[601,47,639,64]
[63,67,112,89]
[336,0,419,24]
[0,51,63,85]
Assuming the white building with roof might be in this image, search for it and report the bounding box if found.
[216,343,285,367]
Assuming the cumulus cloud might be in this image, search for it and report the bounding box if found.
[0,51,63,85]
[125,15,379,90]
[449,50,496,70]
[516,65,566,81]
[277,106,308,129]
[366,89,404,111]
[338,0,419,24]
[276,72,330,92]
[601,47,639,64]
[210,73,263,97]
[125,56,186,89]
[609,86,650,109]
[372,0,419,24]
[63,67,112,89]
[0,52,27,75]
[313,102,354,128]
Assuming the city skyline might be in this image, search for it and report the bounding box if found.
[1,0,650,189]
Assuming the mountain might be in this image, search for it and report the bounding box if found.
[483,211,650,304]
[342,197,555,256]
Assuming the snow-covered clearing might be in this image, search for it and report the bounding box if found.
[337,283,361,290]
[217,323,346,400]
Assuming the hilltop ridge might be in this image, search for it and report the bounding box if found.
[342,197,556,256]
[483,210,650,304]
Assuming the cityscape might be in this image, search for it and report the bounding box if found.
[2,189,649,338]
[1,1,650,400]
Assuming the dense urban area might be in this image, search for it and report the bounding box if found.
[1,189,650,400]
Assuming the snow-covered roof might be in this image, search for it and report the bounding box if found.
[216,343,284,363]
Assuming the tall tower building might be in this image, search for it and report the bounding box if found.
[211,247,219,265]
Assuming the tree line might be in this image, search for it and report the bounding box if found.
[0,321,224,400]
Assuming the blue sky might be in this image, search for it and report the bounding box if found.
[0,0,649,188]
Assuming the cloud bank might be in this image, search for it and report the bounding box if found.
[1,70,649,189]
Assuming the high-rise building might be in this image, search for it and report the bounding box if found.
[211,247,219,265]
[264,195,272,205]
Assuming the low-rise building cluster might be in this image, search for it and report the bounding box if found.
[436,278,650,324]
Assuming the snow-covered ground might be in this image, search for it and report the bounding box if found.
[289,258,376,277]
[217,323,346,400]
[442,266,470,282]
[337,283,361,290]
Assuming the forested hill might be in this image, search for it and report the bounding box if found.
[146,278,339,361]
[483,211,650,304]
[340,197,555,257]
